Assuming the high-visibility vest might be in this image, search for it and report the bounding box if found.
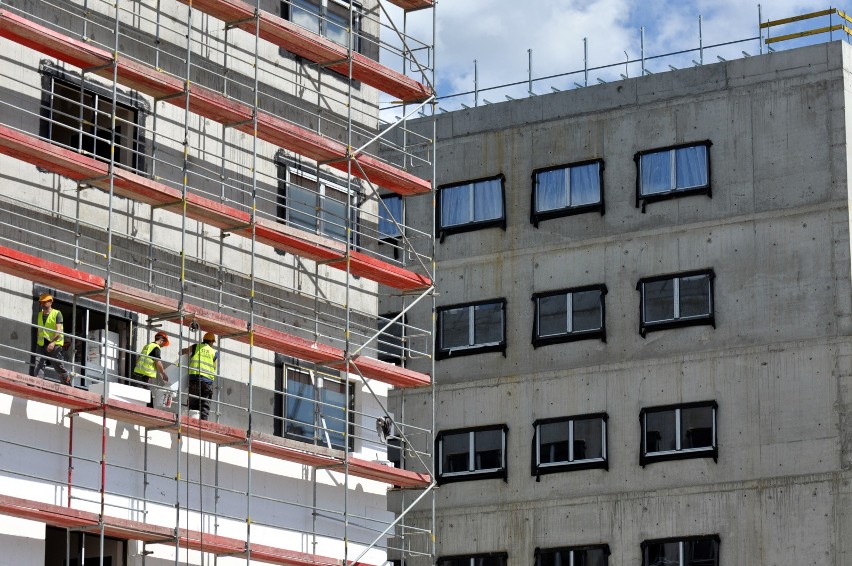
[134,342,160,378]
[189,343,217,381]
[37,309,63,347]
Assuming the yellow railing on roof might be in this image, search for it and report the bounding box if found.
[762,8,852,45]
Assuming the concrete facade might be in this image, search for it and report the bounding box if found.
[385,41,852,565]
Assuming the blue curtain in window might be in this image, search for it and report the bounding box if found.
[640,151,672,195]
[441,184,471,227]
[675,145,708,189]
[473,179,503,222]
[379,196,402,238]
[535,168,568,212]
[570,163,600,206]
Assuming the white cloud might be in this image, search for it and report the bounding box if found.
[387,0,841,111]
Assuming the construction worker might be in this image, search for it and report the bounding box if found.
[34,293,73,385]
[132,331,170,407]
[182,332,218,421]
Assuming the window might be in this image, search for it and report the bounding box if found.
[33,288,137,388]
[45,526,125,566]
[275,365,354,451]
[638,270,714,337]
[532,414,607,477]
[436,299,506,359]
[378,195,403,240]
[277,160,360,245]
[282,0,361,51]
[377,312,405,366]
[536,545,610,566]
[437,554,507,566]
[635,141,711,209]
[531,159,604,225]
[640,402,717,466]
[532,285,607,347]
[41,66,145,173]
[641,535,720,566]
[378,194,403,259]
[437,176,505,239]
[436,425,507,484]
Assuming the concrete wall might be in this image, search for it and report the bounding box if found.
[386,41,852,565]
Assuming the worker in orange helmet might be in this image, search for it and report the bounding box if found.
[132,330,171,407]
[34,293,73,385]
[182,332,218,420]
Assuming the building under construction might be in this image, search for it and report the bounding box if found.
[0,0,436,564]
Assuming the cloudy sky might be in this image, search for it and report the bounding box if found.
[389,1,840,111]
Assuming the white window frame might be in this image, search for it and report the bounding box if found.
[532,159,604,224]
[285,0,361,51]
[437,176,505,236]
[640,402,718,466]
[437,300,506,358]
[283,366,353,451]
[642,536,720,566]
[437,427,507,481]
[536,546,610,566]
[638,270,715,337]
[283,165,358,244]
[535,417,607,469]
[534,287,605,341]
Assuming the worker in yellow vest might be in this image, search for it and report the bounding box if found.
[132,331,170,407]
[182,332,218,420]
[34,293,73,385]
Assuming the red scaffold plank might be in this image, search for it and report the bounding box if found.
[386,0,434,11]
[0,245,104,296]
[0,494,381,566]
[347,456,430,488]
[0,245,431,388]
[330,355,430,388]
[0,368,432,486]
[0,9,431,196]
[176,0,431,103]
[0,125,431,290]
[0,368,99,411]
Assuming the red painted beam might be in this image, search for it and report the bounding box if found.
[177,0,432,103]
[0,9,431,196]
[0,125,431,290]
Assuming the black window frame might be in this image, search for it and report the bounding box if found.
[437,553,508,566]
[639,401,718,467]
[435,424,508,485]
[40,62,148,176]
[276,155,362,249]
[33,286,138,388]
[436,298,507,360]
[281,0,363,53]
[377,311,406,366]
[436,175,506,240]
[535,544,611,566]
[532,284,607,347]
[530,158,605,226]
[641,535,720,566]
[531,413,608,478]
[634,141,712,211]
[637,269,715,338]
[273,360,355,452]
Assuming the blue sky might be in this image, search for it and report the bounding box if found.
[389,1,846,111]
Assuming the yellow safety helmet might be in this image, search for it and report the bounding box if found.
[203,332,216,343]
[154,331,170,347]
[38,293,54,303]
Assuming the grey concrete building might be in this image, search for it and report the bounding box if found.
[385,40,852,566]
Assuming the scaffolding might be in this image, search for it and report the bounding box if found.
[0,0,435,564]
